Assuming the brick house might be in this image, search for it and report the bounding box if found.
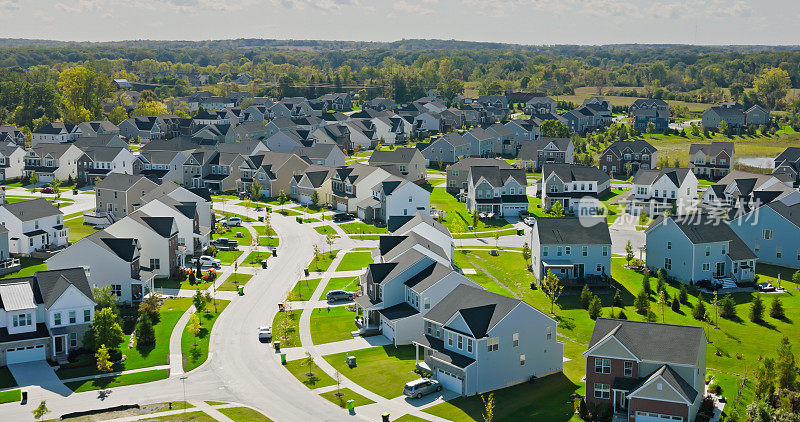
[598,139,657,176]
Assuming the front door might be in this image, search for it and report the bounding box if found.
[54,336,65,355]
[716,262,726,277]
[574,263,585,279]
[132,284,143,302]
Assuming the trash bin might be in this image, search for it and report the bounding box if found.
[274,341,281,351]
[346,400,355,412]
[21,389,27,403]
[517,229,524,236]
[304,268,309,276]
[73,189,78,195]
[280,353,287,365]
[346,355,357,367]
[272,249,277,257]
[258,216,264,222]
[261,259,268,269]
[381,413,390,422]
[237,285,244,296]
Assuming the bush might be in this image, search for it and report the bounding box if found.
[642,273,652,296]
[679,284,689,303]
[750,294,765,322]
[580,285,592,310]
[671,294,680,312]
[634,290,650,315]
[612,290,623,308]
[692,293,707,320]
[135,315,156,347]
[588,295,603,319]
[138,294,161,324]
[720,294,737,320]
[769,297,785,320]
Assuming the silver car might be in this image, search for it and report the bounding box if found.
[326,290,353,302]
[403,378,441,398]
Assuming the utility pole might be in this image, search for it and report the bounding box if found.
[180,375,188,415]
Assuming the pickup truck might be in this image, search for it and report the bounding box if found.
[192,255,221,268]
[211,237,239,250]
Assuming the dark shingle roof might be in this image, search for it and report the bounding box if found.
[469,166,526,188]
[369,148,419,165]
[542,163,610,184]
[1,198,62,221]
[33,268,92,308]
[424,284,519,338]
[534,217,611,245]
[588,318,705,366]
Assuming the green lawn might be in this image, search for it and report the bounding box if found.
[319,388,375,408]
[283,358,336,389]
[258,236,279,247]
[215,250,243,266]
[0,389,21,404]
[288,278,321,301]
[429,187,513,234]
[310,250,339,272]
[2,257,46,279]
[65,217,100,242]
[335,252,373,271]
[392,415,432,422]
[319,276,359,300]
[277,209,302,216]
[216,211,257,222]
[140,411,215,422]
[181,300,231,372]
[65,369,170,393]
[204,401,227,406]
[218,407,273,422]
[423,372,577,422]
[57,297,193,379]
[271,310,301,348]
[241,251,269,266]
[154,274,212,291]
[217,273,253,291]
[323,346,418,399]
[293,205,325,214]
[309,306,358,345]
[0,367,16,389]
[314,225,337,235]
[212,226,252,246]
[339,222,388,235]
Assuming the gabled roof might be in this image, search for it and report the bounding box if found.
[534,217,611,245]
[403,262,455,293]
[649,214,757,260]
[432,132,470,148]
[542,163,610,184]
[588,318,705,366]
[0,198,62,221]
[469,166,526,188]
[96,173,157,192]
[517,137,572,160]
[631,167,692,187]
[689,141,734,157]
[33,268,93,309]
[83,230,139,262]
[601,139,656,157]
[389,212,451,237]
[369,148,420,165]
[448,157,512,172]
[424,284,520,338]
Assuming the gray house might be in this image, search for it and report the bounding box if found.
[517,137,574,172]
[530,217,611,282]
[91,173,159,224]
[462,127,498,157]
[412,284,563,396]
[645,214,757,285]
[729,201,800,269]
[465,166,528,217]
[446,158,512,195]
[423,133,470,166]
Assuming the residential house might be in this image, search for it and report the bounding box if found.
[701,104,746,130]
[423,133,470,166]
[243,152,310,198]
[371,116,408,145]
[0,199,68,254]
[140,183,214,231]
[584,319,706,422]
[105,211,179,278]
[289,165,336,205]
[137,196,210,256]
[330,164,392,213]
[645,213,757,285]
[31,123,81,145]
[364,97,397,112]
[310,124,352,152]
[263,130,306,154]
[0,144,27,181]
[730,201,800,268]
[688,142,734,179]
[504,120,538,143]
[464,166,528,217]
[369,148,427,184]
[530,216,611,282]
[626,168,698,217]
[599,139,657,175]
[462,127,498,158]
[700,171,798,211]
[540,164,611,216]
[745,105,770,126]
[46,231,153,304]
[23,144,84,183]
[412,284,563,395]
[320,93,353,111]
[77,121,120,138]
[358,176,430,224]
[0,125,25,146]
[0,268,95,366]
[388,212,455,265]
[517,137,574,172]
[135,150,188,185]
[413,111,444,138]
[119,117,164,142]
[629,99,669,133]
[78,147,136,184]
[772,147,800,185]
[445,158,512,195]
[91,173,159,224]
[486,123,517,155]
[293,144,346,167]
[524,96,557,115]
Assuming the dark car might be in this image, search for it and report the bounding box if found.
[326,290,353,302]
[332,212,354,222]
[40,187,55,194]
[211,237,239,251]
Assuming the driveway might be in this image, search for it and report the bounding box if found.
[8,360,72,397]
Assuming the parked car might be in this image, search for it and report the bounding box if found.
[523,217,536,226]
[194,255,221,268]
[332,213,353,222]
[326,290,353,302]
[211,237,239,250]
[40,187,54,194]
[403,378,441,398]
[756,282,776,292]
[224,217,242,227]
[258,326,272,341]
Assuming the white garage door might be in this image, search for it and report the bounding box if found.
[380,320,394,342]
[635,411,683,422]
[336,202,347,212]
[6,344,46,364]
[299,194,312,204]
[437,369,463,394]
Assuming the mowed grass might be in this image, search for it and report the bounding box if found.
[271,310,301,348]
[318,276,359,300]
[181,300,230,372]
[323,346,418,399]
[288,278,321,301]
[217,273,253,291]
[309,306,357,345]
[339,222,388,235]
[283,358,336,389]
[335,251,373,271]
[65,369,170,393]
[241,251,269,266]
[212,226,252,246]
[0,389,21,404]
[140,411,215,422]
[314,225,337,235]
[430,187,513,234]
[319,388,375,408]
[215,250,243,265]
[65,216,100,242]
[217,407,273,422]
[2,257,46,279]
[310,250,339,272]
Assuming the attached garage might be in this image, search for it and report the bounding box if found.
[380,319,394,343]
[436,369,463,394]
[634,411,683,422]
[336,201,348,212]
[6,344,46,365]
[299,194,312,204]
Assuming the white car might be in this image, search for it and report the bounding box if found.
[196,255,221,268]
[258,326,272,341]
[224,217,242,227]
[524,217,536,226]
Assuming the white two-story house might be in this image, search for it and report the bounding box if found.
[625,168,698,217]
[0,199,68,254]
[464,166,528,217]
[540,163,611,216]
[358,176,430,224]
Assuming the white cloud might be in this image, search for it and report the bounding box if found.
[393,0,438,16]
[0,0,19,11]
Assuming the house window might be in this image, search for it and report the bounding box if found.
[596,264,602,272]
[755,244,760,253]
[447,332,454,347]
[594,383,611,399]
[84,309,91,322]
[565,246,571,255]
[467,339,473,353]
[582,246,588,256]
[487,337,499,352]
[602,246,608,256]
[606,155,612,162]
[520,354,526,365]
[777,247,782,259]
[69,332,78,348]
[423,297,430,309]
[763,229,773,240]
[624,361,633,377]
[13,313,31,327]
[408,195,413,203]
[595,358,610,374]
[69,311,76,324]
[111,284,122,297]
[665,258,672,270]
[150,258,161,270]
[557,247,562,256]
[705,246,710,256]
[543,246,548,257]
[667,241,672,250]
[457,336,463,350]
[703,263,710,271]
[54,313,62,326]
[513,333,519,347]
[546,327,553,340]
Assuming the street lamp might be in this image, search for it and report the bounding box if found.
[180,375,188,415]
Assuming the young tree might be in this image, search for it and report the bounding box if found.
[646,121,655,136]
[580,284,592,310]
[325,233,336,255]
[634,290,650,315]
[95,344,113,372]
[29,171,38,187]
[588,295,603,320]
[471,210,479,228]
[776,336,797,390]
[769,297,785,320]
[278,190,287,205]
[32,400,50,421]
[679,284,689,303]
[638,210,649,226]
[136,314,156,347]
[310,190,319,207]
[671,293,680,312]
[692,293,707,321]
[625,240,634,265]
[92,285,119,314]
[658,289,669,322]
[187,314,201,349]
[754,357,776,399]
[50,177,62,206]
[612,290,623,309]
[193,290,207,314]
[642,273,652,296]
[718,120,729,136]
[249,180,262,203]
[750,294,765,323]
[550,200,564,217]
[541,270,563,314]
[88,307,124,352]
[712,291,719,327]
[521,242,531,269]
[138,293,161,324]
[480,392,495,422]
[302,351,315,379]
[720,294,737,320]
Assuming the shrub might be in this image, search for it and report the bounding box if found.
[580,285,592,310]
[750,294,765,322]
[769,297,785,320]
[720,294,737,320]
[693,293,707,321]
[642,273,652,296]
[135,315,156,346]
[588,295,603,319]
[612,290,623,308]
[634,290,650,315]
[671,294,680,312]
[679,284,689,303]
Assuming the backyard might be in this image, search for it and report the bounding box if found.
[212,226,252,246]
[319,276,359,299]
[323,345,418,399]
[309,306,358,345]
[335,251,373,271]
[429,187,514,234]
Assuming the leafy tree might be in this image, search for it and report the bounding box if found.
[750,294,765,323]
[770,297,785,320]
[481,392,495,422]
[92,285,119,314]
[138,293,161,324]
[679,284,689,303]
[32,401,50,421]
[692,293,706,321]
[29,171,38,186]
[132,100,169,117]
[278,190,287,205]
[95,344,113,373]
[793,270,800,286]
[193,290,207,314]
[754,358,776,399]
[657,289,669,322]
[521,242,531,269]
[108,105,128,125]
[588,295,603,319]
[539,120,570,138]
[612,290,623,308]
[638,210,649,226]
[136,314,156,347]
[718,120,729,136]
[310,190,319,207]
[87,307,124,352]
[550,200,564,216]
[580,284,592,310]
[720,294,737,319]
[187,314,201,349]
[776,336,797,390]
[541,270,563,314]
[625,240,634,264]
[57,65,112,123]
[249,180,262,203]
[646,121,655,136]
[754,67,791,110]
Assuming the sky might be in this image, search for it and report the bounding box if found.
[1,0,799,45]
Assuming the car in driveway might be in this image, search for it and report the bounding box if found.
[332,213,353,222]
[211,237,239,250]
[40,187,55,194]
[224,217,242,227]
[326,290,353,302]
[403,378,441,398]
[258,326,272,341]
[756,282,776,292]
[194,255,221,268]
[523,216,536,226]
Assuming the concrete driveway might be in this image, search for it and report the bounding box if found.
[8,360,72,397]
